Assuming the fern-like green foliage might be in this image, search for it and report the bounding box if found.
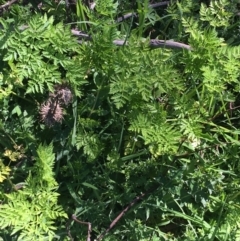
[0,14,87,96]
[200,0,233,27]
[0,143,67,240]
[129,113,181,157]
[0,159,11,182]
[76,131,103,161]
[109,41,183,108]
[1,0,240,240]
[34,143,58,187]
[95,0,118,17]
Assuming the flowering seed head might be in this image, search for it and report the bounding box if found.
[49,84,73,106]
[40,100,64,126]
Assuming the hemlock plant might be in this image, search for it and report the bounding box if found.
[0,0,240,240]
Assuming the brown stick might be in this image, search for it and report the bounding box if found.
[150,39,192,50]
[0,0,18,9]
[150,1,170,9]
[66,218,74,241]
[71,30,192,50]
[96,186,159,241]
[72,215,92,241]
[116,1,170,23]
[114,39,192,50]
[71,29,92,40]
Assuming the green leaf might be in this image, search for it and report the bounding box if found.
[82,182,98,190]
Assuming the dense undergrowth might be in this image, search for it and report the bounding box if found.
[0,0,240,240]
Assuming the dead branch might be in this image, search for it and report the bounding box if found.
[114,39,192,50]
[71,29,93,40]
[72,215,92,241]
[71,30,192,50]
[66,218,74,241]
[0,0,18,9]
[150,1,170,9]
[149,39,192,50]
[116,1,170,23]
[96,186,159,241]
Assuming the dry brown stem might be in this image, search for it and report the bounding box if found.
[0,0,18,9]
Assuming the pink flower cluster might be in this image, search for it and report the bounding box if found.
[40,84,73,126]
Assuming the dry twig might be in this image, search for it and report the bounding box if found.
[96,186,159,241]
[71,30,192,50]
[116,1,170,22]
[66,218,74,241]
[72,215,92,241]
[0,0,18,9]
